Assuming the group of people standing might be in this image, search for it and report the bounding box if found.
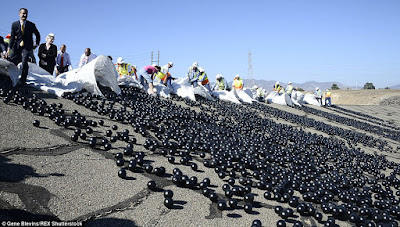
[314,87,332,107]
[0,8,98,88]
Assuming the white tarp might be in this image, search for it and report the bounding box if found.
[171,78,196,101]
[266,91,293,106]
[212,90,241,104]
[243,88,255,100]
[117,74,142,88]
[0,56,121,97]
[291,91,304,106]
[303,93,321,106]
[118,74,173,98]
[194,85,215,101]
[233,89,253,103]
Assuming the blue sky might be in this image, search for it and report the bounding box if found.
[1,0,399,88]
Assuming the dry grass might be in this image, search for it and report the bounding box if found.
[326,89,400,105]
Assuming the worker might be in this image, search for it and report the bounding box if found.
[232,74,243,90]
[157,62,173,89]
[191,67,211,91]
[274,81,283,93]
[187,62,200,84]
[2,34,11,58]
[252,85,265,102]
[115,57,132,77]
[213,74,228,91]
[138,64,159,95]
[314,87,322,106]
[325,89,332,107]
[131,65,138,80]
[285,81,294,98]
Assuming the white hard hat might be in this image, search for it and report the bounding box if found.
[151,63,157,67]
[198,67,205,73]
[276,81,280,85]
[288,81,292,84]
[234,74,240,78]
[168,62,173,67]
[192,62,198,67]
[326,89,330,91]
[316,87,319,90]
[252,85,258,89]
[132,65,137,69]
[216,74,222,79]
[117,57,124,64]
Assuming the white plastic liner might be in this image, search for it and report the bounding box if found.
[243,88,255,99]
[0,56,121,97]
[171,78,196,101]
[212,90,241,104]
[291,91,304,106]
[233,89,253,103]
[194,85,215,101]
[303,93,321,106]
[266,91,293,106]
[117,74,142,88]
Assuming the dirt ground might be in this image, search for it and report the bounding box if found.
[329,89,400,105]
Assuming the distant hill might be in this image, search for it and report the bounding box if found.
[390,84,400,89]
[241,79,349,92]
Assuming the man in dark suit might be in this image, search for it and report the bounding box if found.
[6,8,40,88]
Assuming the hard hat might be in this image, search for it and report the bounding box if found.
[316,87,319,90]
[216,74,222,79]
[6,34,11,39]
[234,74,240,78]
[192,62,198,67]
[252,85,258,90]
[276,81,280,85]
[168,62,173,67]
[117,57,124,64]
[132,65,137,69]
[151,63,157,67]
[326,89,330,91]
[288,81,292,84]
[198,67,205,73]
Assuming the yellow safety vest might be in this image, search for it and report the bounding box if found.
[274,84,282,92]
[199,72,209,85]
[325,91,331,97]
[233,78,243,90]
[156,72,171,81]
[217,79,226,90]
[116,63,131,77]
[286,85,293,94]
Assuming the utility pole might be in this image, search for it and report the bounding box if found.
[157,50,160,66]
[151,50,160,66]
[248,50,254,86]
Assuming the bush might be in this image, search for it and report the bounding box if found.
[363,82,375,89]
[331,84,340,90]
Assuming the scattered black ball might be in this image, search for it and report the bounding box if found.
[164,190,174,199]
[32,120,40,127]
[217,200,227,211]
[147,180,156,191]
[118,168,127,179]
[164,197,174,209]
[244,204,253,213]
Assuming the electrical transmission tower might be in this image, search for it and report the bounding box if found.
[151,50,160,65]
[248,50,254,86]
